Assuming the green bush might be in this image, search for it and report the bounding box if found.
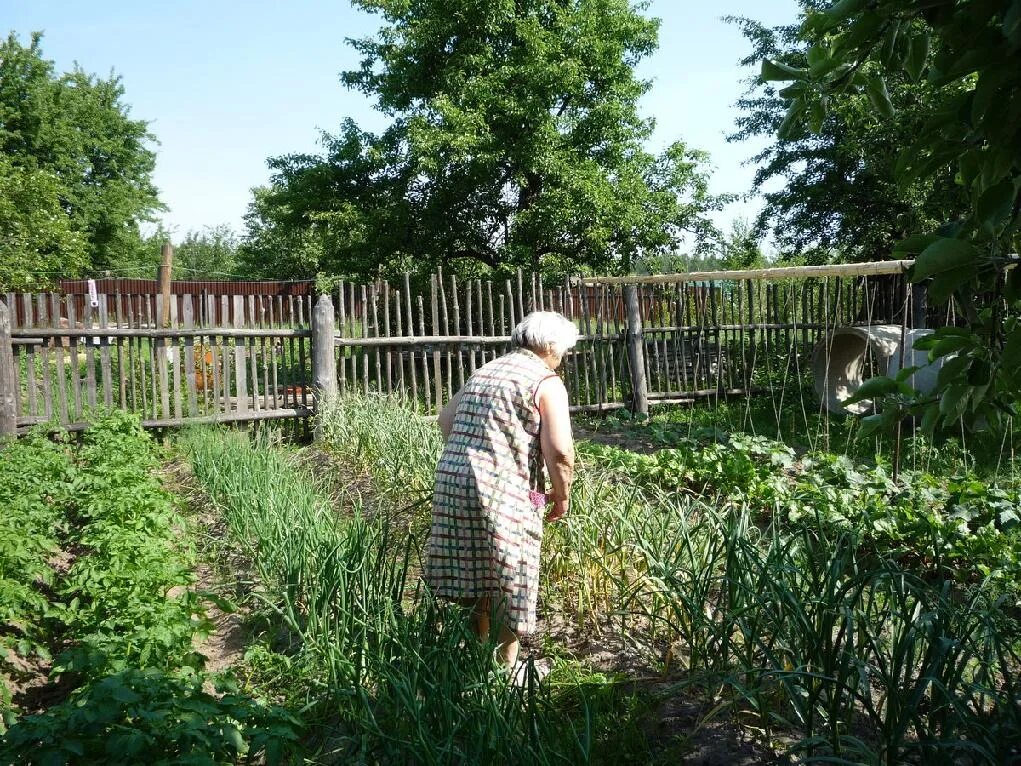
[0,668,300,765]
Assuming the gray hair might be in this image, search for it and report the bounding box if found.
[511,311,579,357]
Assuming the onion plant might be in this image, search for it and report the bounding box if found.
[309,394,1021,764]
[180,424,629,764]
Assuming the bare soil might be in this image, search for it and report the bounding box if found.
[531,612,788,765]
[574,423,660,454]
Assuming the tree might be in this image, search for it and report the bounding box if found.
[764,0,1021,433]
[0,155,88,291]
[243,0,729,281]
[174,225,240,280]
[728,8,969,263]
[0,32,162,281]
[720,217,767,270]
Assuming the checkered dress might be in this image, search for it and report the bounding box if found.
[424,349,557,635]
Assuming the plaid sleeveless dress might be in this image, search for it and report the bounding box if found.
[424,349,557,635]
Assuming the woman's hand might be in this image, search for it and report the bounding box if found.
[546,497,569,522]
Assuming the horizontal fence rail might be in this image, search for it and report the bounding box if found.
[1,260,950,434]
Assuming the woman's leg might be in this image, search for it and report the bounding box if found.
[473,598,519,669]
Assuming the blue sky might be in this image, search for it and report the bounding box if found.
[6,0,801,240]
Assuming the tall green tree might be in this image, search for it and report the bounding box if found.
[0,32,162,287]
[174,225,240,280]
[720,217,767,270]
[764,0,1021,433]
[243,0,728,281]
[728,8,969,263]
[0,155,88,292]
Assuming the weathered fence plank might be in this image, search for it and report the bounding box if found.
[0,302,16,437]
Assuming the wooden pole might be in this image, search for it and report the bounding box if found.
[312,294,338,401]
[158,242,174,328]
[312,294,337,440]
[0,302,16,438]
[911,281,928,329]
[580,259,915,285]
[623,285,649,417]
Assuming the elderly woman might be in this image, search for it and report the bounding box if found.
[424,311,578,673]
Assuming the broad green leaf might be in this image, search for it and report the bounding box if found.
[893,233,940,255]
[777,101,807,141]
[807,44,828,68]
[859,412,889,436]
[895,137,960,183]
[1005,0,1021,40]
[937,354,970,388]
[109,683,141,704]
[926,335,971,361]
[979,145,1017,188]
[809,100,826,133]
[845,375,900,404]
[761,59,809,82]
[920,403,940,435]
[975,178,1017,231]
[825,0,867,22]
[778,82,808,99]
[1002,326,1021,369]
[880,21,901,69]
[971,67,1009,129]
[967,359,991,385]
[807,46,841,78]
[904,33,930,82]
[939,384,970,420]
[913,237,978,280]
[1005,267,1021,302]
[866,76,895,118]
[894,365,921,382]
[834,14,885,55]
[928,266,974,304]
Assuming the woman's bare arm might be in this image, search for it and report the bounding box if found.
[437,389,463,441]
[537,376,574,521]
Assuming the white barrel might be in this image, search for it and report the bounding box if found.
[811,325,942,415]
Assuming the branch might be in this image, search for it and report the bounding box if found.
[449,248,500,270]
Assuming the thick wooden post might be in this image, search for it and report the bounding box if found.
[624,285,649,417]
[158,242,174,328]
[911,281,928,329]
[0,301,16,438]
[312,294,337,437]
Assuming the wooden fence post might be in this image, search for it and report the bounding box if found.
[911,281,928,329]
[623,285,649,417]
[158,242,174,328]
[0,301,16,438]
[312,294,337,437]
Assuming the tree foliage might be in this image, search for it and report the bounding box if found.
[0,155,88,292]
[242,0,729,281]
[0,32,162,289]
[728,7,969,263]
[765,0,1021,433]
[173,225,240,280]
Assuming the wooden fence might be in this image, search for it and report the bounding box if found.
[0,260,932,436]
[1,291,313,434]
[323,262,929,415]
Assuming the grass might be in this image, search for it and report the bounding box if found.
[179,424,663,764]
[307,393,1021,764]
[11,392,1010,762]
